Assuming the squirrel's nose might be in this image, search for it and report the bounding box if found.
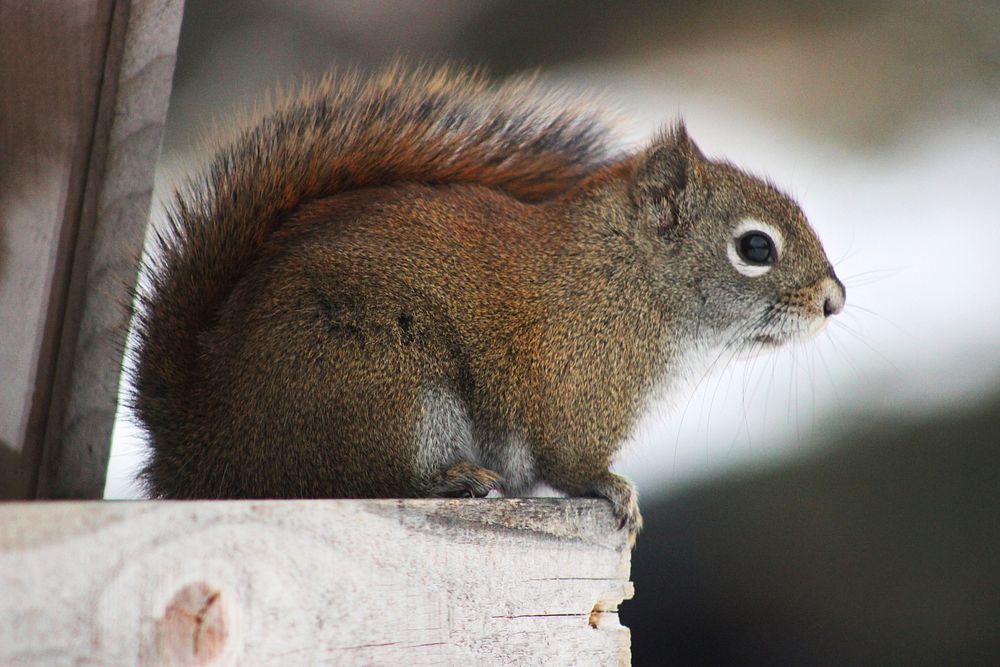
[822,275,846,317]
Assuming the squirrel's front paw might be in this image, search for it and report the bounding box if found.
[591,472,643,546]
[430,461,504,498]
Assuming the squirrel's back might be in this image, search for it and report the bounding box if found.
[131,64,621,494]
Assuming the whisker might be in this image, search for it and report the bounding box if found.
[671,314,737,475]
[792,341,802,442]
[841,267,904,289]
[845,303,909,335]
[844,276,898,288]
[842,267,904,280]
[731,344,758,453]
[828,319,899,370]
[670,308,770,472]
[831,232,858,267]
[814,335,845,414]
[761,341,780,440]
[808,342,819,434]
[701,340,750,452]
[733,337,774,453]
[824,329,867,382]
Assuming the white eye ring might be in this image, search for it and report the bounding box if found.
[727,219,784,277]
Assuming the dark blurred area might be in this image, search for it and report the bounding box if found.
[626,390,1000,666]
[110,1,1000,664]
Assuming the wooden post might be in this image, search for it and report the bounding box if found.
[0,1,184,498]
[0,499,633,666]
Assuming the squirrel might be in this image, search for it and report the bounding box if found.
[131,64,845,540]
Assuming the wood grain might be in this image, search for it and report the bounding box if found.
[0,499,633,666]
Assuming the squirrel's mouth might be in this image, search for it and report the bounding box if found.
[748,314,827,349]
[733,332,787,360]
[751,333,784,346]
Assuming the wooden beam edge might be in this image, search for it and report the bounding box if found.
[36,0,184,498]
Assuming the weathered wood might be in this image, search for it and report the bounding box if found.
[0,499,633,666]
[0,1,183,499]
[0,1,111,497]
[37,0,184,499]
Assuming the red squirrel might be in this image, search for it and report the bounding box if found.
[132,65,844,540]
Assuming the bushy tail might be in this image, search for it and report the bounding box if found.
[130,64,620,459]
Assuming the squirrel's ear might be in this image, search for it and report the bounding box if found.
[632,122,705,234]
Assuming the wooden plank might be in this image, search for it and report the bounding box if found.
[0,499,633,666]
[35,0,184,498]
[0,0,183,498]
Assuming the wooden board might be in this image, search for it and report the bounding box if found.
[0,1,183,499]
[0,499,633,666]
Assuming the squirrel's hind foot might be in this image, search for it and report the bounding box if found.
[430,461,504,498]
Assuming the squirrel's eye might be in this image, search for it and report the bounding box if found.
[737,232,775,265]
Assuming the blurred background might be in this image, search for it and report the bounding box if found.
[104,1,1000,664]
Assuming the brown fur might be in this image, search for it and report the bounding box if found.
[131,65,843,541]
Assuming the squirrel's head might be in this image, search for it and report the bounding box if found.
[629,122,844,352]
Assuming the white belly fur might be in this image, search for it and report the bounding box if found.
[415,386,539,495]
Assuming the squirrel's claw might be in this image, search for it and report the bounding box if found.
[590,472,643,547]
